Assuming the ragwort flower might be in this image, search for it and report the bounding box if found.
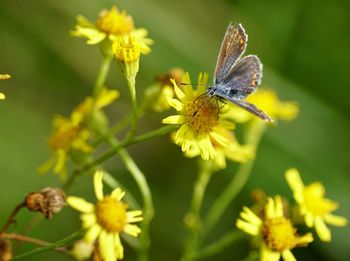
[71,5,153,54]
[236,196,313,261]
[0,74,11,100]
[162,72,236,160]
[285,168,347,242]
[228,89,298,124]
[67,171,143,261]
[39,88,118,179]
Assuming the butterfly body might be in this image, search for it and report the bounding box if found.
[207,23,272,122]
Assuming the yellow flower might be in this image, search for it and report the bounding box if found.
[162,72,236,160]
[285,168,347,242]
[236,196,313,261]
[67,171,143,261]
[38,115,92,179]
[71,5,153,54]
[39,88,119,179]
[229,89,298,124]
[0,74,11,100]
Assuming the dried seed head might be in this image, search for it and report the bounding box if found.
[25,187,65,219]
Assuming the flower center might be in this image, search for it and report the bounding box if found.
[113,37,141,63]
[262,217,297,251]
[95,196,127,233]
[48,126,82,151]
[96,6,134,35]
[184,95,219,135]
[303,183,337,216]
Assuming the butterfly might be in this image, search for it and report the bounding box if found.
[206,23,272,122]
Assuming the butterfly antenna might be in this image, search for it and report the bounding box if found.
[179,83,208,86]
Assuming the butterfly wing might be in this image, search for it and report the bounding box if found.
[214,55,262,100]
[225,98,272,122]
[214,23,247,84]
[214,55,270,121]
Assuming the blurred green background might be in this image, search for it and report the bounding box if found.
[0,0,349,260]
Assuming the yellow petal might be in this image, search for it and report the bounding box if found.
[0,74,11,80]
[277,102,299,121]
[95,89,119,109]
[162,115,186,124]
[285,168,304,192]
[324,214,347,227]
[71,26,106,45]
[166,97,183,111]
[81,213,97,229]
[265,197,275,219]
[67,196,94,213]
[274,195,284,218]
[84,224,102,243]
[305,212,315,227]
[236,219,260,236]
[94,171,104,201]
[126,210,144,223]
[315,216,331,242]
[281,249,297,261]
[171,79,185,100]
[53,149,67,174]
[198,135,216,160]
[114,233,124,259]
[0,93,5,99]
[210,131,230,147]
[123,224,141,237]
[181,72,194,98]
[261,244,280,261]
[240,207,262,225]
[111,188,125,201]
[175,124,190,143]
[297,232,313,245]
[99,231,116,261]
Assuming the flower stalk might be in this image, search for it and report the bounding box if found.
[94,54,113,96]
[181,161,213,261]
[204,121,267,235]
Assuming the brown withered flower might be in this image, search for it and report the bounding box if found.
[25,187,65,219]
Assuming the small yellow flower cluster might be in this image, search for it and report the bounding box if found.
[68,171,143,261]
[236,169,347,261]
[39,88,118,179]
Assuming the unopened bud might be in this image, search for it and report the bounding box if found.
[25,187,65,219]
[70,240,94,261]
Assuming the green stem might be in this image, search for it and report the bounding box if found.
[180,161,213,261]
[196,230,244,259]
[63,125,177,190]
[12,229,84,260]
[93,55,113,96]
[119,149,153,261]
[203,121,267,236]
[106,135,153,261]
[126,76,138,140]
